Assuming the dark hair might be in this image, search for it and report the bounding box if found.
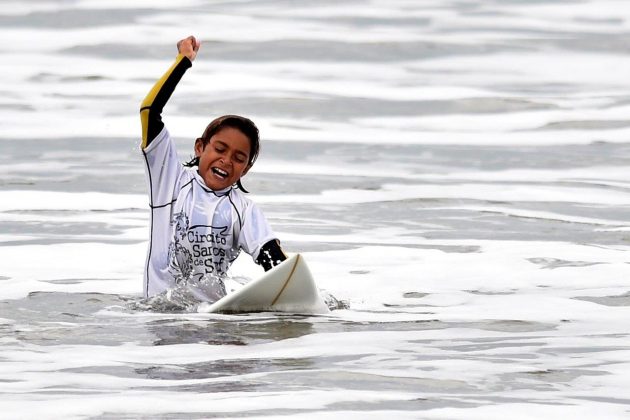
[185,115,260,193]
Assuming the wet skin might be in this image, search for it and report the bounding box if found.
[194,127,251,191]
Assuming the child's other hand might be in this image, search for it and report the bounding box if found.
[177,36,200,61]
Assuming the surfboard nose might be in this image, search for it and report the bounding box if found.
[205,254,330,314]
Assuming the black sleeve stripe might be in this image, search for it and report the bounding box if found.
[140,55,192,148]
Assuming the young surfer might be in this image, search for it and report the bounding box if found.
[140,35,286,302]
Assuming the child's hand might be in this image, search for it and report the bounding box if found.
[177,36,200,61]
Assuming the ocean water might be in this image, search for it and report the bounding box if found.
[2,0,630,418]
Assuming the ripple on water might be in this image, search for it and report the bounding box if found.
[573,292,630,307]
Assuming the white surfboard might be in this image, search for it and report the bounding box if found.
[205,254,330,314]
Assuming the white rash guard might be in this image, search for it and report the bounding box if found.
[142,127,278,300]
[139,54,283,301]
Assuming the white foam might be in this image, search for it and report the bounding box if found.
[431,205,630,227]
[0,191,145,212]
[255,182,630,206]
[0,242,145,300]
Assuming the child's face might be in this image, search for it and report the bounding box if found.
[194,126,251,191]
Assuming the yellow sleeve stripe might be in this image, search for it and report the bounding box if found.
[140,108,150,149]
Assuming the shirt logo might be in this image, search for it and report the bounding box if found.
[168,211,230,281]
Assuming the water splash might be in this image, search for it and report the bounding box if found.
[321,289,350,310]
[129,274,248,313]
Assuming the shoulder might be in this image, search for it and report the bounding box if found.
[142,126,171,153]
[228,188,254,208]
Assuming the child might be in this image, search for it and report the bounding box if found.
[139,35,286,302]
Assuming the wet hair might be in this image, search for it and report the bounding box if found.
[184,115,260,193]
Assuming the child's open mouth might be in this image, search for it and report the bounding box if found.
[212,167,229,179]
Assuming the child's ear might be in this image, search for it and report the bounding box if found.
[194,138,204,156]
[242,163,253,176]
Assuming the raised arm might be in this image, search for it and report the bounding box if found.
[139,36,201,149]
